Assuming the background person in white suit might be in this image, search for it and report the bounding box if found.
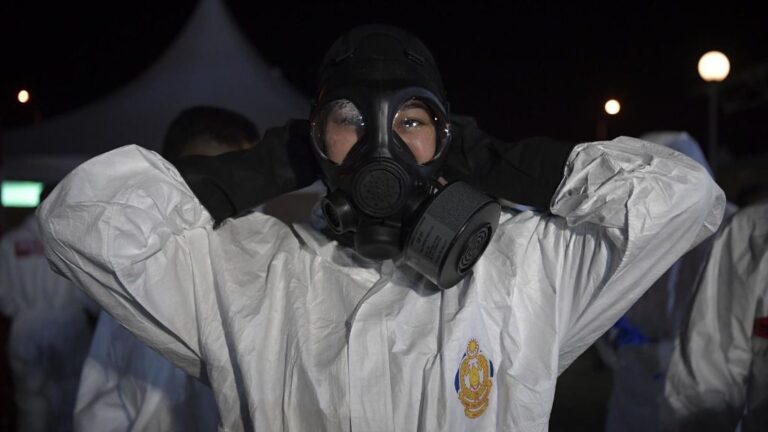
[663,189,768,431]
[0,185,97,432]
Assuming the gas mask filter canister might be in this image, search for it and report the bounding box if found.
[405,181,500,288]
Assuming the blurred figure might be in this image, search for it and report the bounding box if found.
[601,132,733,432]
[74,106,258,432]
[160,105,257,159]
[663,186,768,431]
[0,184,97,432]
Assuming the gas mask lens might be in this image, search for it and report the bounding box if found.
[313,99,366,164]
[392,99,440,164]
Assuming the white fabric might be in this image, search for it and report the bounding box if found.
[75,311,219,432]
[38,138,724,432]
[0,215,96,318]
[640,131,713,177]
[603,131,724,432]
[72,183,326,432]
[663,201,768,431]
[8,308,92,432]
[0,215,96,432]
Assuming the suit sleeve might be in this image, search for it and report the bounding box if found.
[515,137,725,372]
[37,145,214,378]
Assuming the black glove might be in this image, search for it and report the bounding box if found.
[172,120,319,225]
[443,115,576,210]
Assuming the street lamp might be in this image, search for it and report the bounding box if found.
[597,98,621,140]
[697,51,730,169]
[698,51,730,82]
[604,99,621,115]
[15,88,43,124]
[17,89,30,104]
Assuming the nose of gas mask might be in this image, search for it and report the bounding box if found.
[321,158,414,260]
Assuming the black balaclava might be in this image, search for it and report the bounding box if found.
[311,25,500,288]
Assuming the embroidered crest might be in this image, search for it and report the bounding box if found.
[454,339,494,419]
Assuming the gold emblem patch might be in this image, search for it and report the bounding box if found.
[455,339,494,419]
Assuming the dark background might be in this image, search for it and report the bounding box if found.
[2,0,767,154]
[0,2,764,429]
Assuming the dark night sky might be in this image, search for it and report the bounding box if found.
[2,0,767,157]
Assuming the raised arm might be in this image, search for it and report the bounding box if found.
[171,120,318,223]
[443,114,576,209]
[530,137,725,371]
[38,145,214,377]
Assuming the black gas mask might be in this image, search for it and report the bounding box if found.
[311,25,500,288]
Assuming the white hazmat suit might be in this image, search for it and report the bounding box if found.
[38,138,724,431]
[0,214,96,432]
[72,183,326,432]
[74,311,220,431]
[663,200,768,431]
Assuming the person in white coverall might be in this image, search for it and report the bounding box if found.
[74,106,259,432]
[0,188,97,432]
[663,196,768,431]
[76,312,220,432]
[37,25,725,431]
[601,131,737,432]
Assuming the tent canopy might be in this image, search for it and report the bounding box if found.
[2,0,308,182]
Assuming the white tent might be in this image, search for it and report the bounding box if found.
[1,0,308,182]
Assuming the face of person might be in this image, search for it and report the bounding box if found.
[322,99,437,165]
[323,100,365,164]
[391,100,437,164]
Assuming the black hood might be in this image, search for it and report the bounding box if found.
[316,24,447,108]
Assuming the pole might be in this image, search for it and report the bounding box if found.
[596,115,607,141]
[707,83,718,172]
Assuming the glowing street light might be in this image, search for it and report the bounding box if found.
[698,50,730,171]
[17,89,30,104]
[604,99,621,115]
[698,51,730,82]
[596,98,621,140]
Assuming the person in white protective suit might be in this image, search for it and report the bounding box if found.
[600,131,737,432]
[37,25,725,431]
[76,312,220,432]
[74,106,261,432]
[663,195,768,431]
[0,188,97,432]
